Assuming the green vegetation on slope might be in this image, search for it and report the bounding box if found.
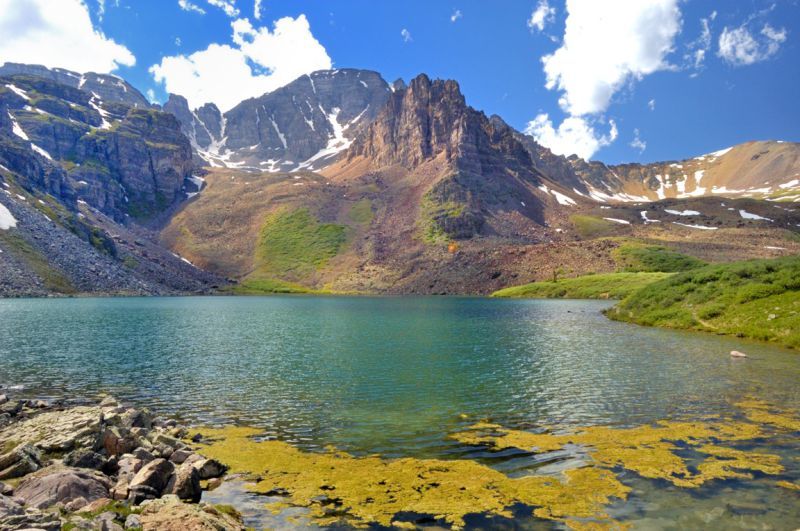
[491,272,672,300]
[606,256,800,349]
[247,208,348,291]
[348,198,374,225]
[227,278,321,295]
[570,215,620,239]
[613,242,706,273]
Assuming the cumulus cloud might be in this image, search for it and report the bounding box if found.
[528,0,556,32]
[630,128,646,153]
[648,99,656,111]
[207,0,239,18]
[718,22,787,66]
[0,0,135,73]
[178,0,206,14]
[529,0,681,160]
[150,14,331,112]
[525,114,617,160]
[542,0,681,116]
[254,0,263,20]
[450,9,462,23]
[401,28,412,42]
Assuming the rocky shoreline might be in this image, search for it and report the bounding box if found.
[0,390,245,530]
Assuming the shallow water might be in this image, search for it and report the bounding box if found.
[1,296,798,528]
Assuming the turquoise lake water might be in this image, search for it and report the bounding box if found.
[1,296,798,528]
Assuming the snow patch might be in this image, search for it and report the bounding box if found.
[603,217,630,225]
[31,143,53,160]
[0,202,17,230]
[739,209,772,221]
[8,111,28,140]
[673,222,717,230]
[552,190,576,206]
[665,209,700,216]
[779,179,799,189]
[5,84,29,100]
[640,211,660,223]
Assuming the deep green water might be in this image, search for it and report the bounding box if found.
[1,296,799,529]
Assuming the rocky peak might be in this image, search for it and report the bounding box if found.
[0,63,151,108]
[163,68,391,172]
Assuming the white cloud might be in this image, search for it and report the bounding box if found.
[450,9,462,23]
[525,114,617,160]
[718,23,787,66]
[528,0,556,32]
[146,88,158,103]
[178,0,206,14]
[207,0,239,18]
[175,36,182,46]
[530,0,681,159]
[542,0,681,116]
[254,0,263,20]
[630,128,646,152]
[685,12,714,70]
[0,0,135,73]
[648,98,656,111]
[150,14,331,112]
[401,28,412,42]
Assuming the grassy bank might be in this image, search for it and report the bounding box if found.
[605,256,800,349]
[491,272,672,300]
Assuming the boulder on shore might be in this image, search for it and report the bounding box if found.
[139,495,245,531]
[14,465,112,509]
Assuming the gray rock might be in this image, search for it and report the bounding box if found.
[110,457,143,501]
[102,426,139,457]
[0,493,60,531]
[64,449,107,470]
[14,466,112,509]
[165,462,201,503]
[168,449,192,465]
[124,513,141,529]
[0,406,105,453]
[96,510,125,531]
[64,495,89,511]
[127,458,174,504]
[0,481,13,495]
[0,395,7,405]
[132,447,155,464]
[191,458,227,480]
[0,443,41,480]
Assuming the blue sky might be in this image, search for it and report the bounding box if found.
[2,0,798,164]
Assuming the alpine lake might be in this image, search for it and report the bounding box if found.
[1,296,798,530]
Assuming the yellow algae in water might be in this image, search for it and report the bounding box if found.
[191,426,630,529]
[777,480,800,491]
[453,418,778,489]
[735,399,800,432]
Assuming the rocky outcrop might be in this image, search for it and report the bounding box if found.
[139,495,245,531]
[0,71,193,221]
[345,74,548,239]
[14,466,112,509]
[0,392,233,530]
[165,68,391,171]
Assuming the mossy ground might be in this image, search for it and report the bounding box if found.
[189,399,799,530]
[612,242,705,273]
[606,255,800,349]
[569,215,621,239]
[248,208,348,285]
[491,272,672,299]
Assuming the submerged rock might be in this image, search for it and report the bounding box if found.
[730,350,748,358]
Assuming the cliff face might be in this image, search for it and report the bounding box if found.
[344,74,549,239]
[0,74,193,221]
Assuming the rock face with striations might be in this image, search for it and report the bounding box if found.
[0,71,193,221]
[164,69,391,171]
[346,74,548,239]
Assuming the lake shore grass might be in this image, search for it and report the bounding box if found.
[491,272,673,300]
[605,255,800,349]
